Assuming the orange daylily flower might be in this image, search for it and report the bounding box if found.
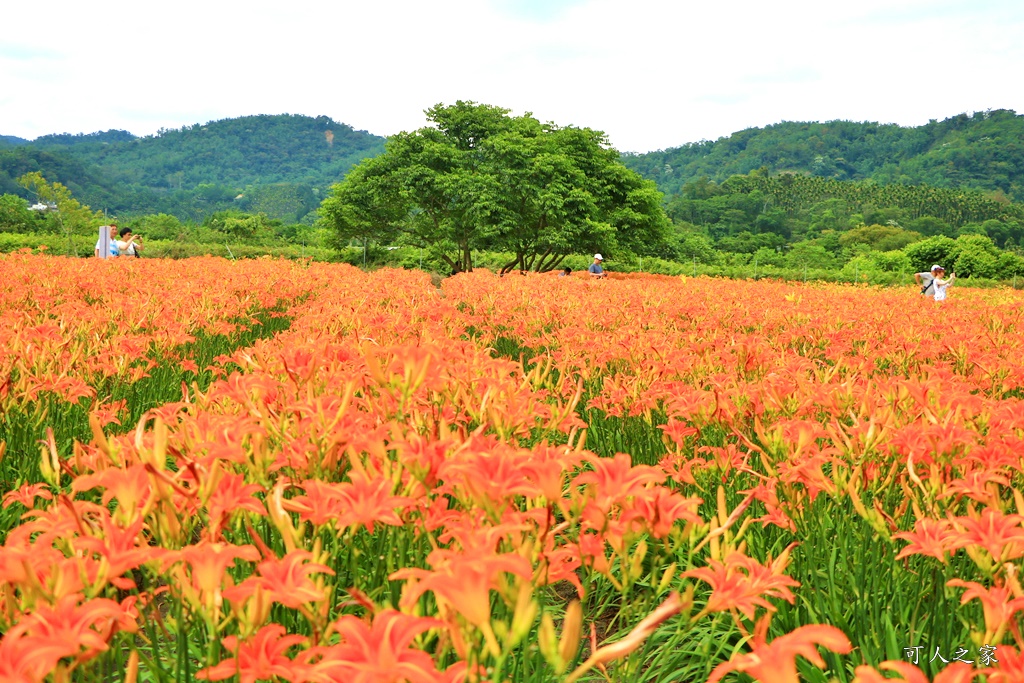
[284,473,410,533]
[947,578,1024,643]
[685,546,801,620]
[197,624,309,683]
[227,550,335,610]
[19,593,136,662]
[572,453,664,513]
[204,472,265,539]
[949,508,1024,564]
[394,548,532,628]
[166,541,261,605]
[333,473,412,533]
[303,609,443,683]
[74,515,163,589]
[0,624,76,683]
[71,465,153,521]
[894,518,960,563]
[1,483,53,510]
[623,485,703,539]
[707,615,852,683]
[986,646,1024,683]
[853,660,979,683]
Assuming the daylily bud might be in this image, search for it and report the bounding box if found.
[508,585,538,647]
[539,613,562,672]
[657,562,677,595]
[559,600,583,666]
[629,540,648,583]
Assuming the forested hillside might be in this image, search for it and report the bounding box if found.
[0,114,385,221]
[4,107,1024,246]
[623,109,1024,201]
[0,135,29,147]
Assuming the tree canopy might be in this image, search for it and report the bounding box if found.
[319,101,669,273]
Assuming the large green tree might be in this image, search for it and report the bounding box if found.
[319,101,669,273]
[16,172,103,254]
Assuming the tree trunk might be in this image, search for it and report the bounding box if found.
[533,247,555,272]
[440,253,459,273]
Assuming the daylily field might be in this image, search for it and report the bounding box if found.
[3,252,1024,683]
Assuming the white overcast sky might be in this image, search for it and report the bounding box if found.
[1,0,1022,153]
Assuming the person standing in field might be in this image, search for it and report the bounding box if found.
[119,227,143,257]
[94,224,139,259]
[933,267,955,301]
[914,264,944,298]
[589,254,607,279]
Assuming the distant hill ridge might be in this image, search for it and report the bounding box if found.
[0,114,386,220]
[0,134,30,147]
[23,114,386,188]
[622,108,1024,202]
[2,109,1023,220]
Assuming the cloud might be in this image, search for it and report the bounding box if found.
[0,44,63,60]
[493,0,591,21]
[0,0,1022,153]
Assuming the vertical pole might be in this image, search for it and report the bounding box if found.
[61,213,70,257]
[693,256,696,277]
[754,257,758,280]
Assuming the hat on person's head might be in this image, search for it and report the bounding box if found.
[594,254,604,261]
[931,264,943,272]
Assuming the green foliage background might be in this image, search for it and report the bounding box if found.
[4,107,1024,284]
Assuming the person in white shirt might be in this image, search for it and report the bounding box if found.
[933,267,955,301]
[118,227,142,257]
[94,224,140,259]
[914,264,944,298]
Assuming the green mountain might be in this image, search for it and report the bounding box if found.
[622,109,1024,202]
[0,147,123,209]
[1,114,385,221]
[0,135,30,147]
[4,109,1024,224]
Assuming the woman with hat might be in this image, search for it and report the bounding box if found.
[914,264,945,299]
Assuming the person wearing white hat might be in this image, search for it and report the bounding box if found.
[914,264,945,298]
[589,253,607,279]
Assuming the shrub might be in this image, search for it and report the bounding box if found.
[904,235,957,272]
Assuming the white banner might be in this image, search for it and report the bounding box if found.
[97,225,111,259]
